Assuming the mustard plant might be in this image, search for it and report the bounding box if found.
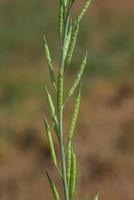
[43,0,99,200]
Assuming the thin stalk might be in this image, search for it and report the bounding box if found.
[59,108,69,200]
[44,1,97,200]
[58,6,70,200]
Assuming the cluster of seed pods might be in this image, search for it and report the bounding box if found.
[43,0,99,200]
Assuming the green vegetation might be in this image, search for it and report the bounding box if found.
[43,0,99,200]
[0,0,134,199]
[0,0,133,159]
[0,0,133,156]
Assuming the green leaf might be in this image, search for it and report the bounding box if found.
[44,117,57,166]
[46,171,60,200]
[67,52,88,99]
[68,87,81,141]
[43,36,56,90]
[78,0,92,23]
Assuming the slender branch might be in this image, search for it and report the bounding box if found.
[58,4,71,200]
[59,107,69,200]
[44,1,98,200]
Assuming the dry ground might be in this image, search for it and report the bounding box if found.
[0,78,134,200]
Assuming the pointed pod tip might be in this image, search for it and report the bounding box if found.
[46,170,51,181]
[46,171,52,184]
[43,35,47,42]
[44,84,49,94]
[82,51,88,65]
[46,170,49,176]
[85,50,89,59]
[43,115,47,124]
[77,84,82,98]
[43,115,50,130]
[93,191,100,200]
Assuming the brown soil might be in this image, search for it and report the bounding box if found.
[0,79,134,200]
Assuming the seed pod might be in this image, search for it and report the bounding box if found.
[57,68,64,114]
[46,171,60,200]
[58,2,64,41]
[69,148,77,200]
[66,142,72,185]
[45,86,59,138]
[65,19,79,67]
[93,192,100,200]
[45,85,55,116]
[64,0,68,7]
[67,52,88,99]
[68,87,81,141]
[78,0,92,23]
[63,19,72,61]
[44,117,57,166]
[43,36,56,90]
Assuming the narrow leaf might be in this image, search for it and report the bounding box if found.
[78,0,92,23]
[44,117,57,166]
[68,87,81,141]
[46,171,60,200]
[67,52,88,99]
[43,36,56,90]
[69,148,77,200]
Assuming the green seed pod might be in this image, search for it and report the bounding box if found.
[45,86,59,138]
[78,0,92,23]
[69,148,77,200]
[67,52,88,99]
[46,172,60,200]
[44,117,57,166]
[66,142,72,185]
[45,85,55,117]
[58,2,64,41]
[68,87,81,141]
[65,19,79,67]
[43,36,56,90]
[64,0,68,7]
[63,19,72,61]
[57,68,64,114]
[93,192,100,200]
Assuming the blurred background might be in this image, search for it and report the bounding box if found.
[0,0,134,199]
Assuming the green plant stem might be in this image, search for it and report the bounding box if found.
[58,8,70,200]
[59,108,69,200]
